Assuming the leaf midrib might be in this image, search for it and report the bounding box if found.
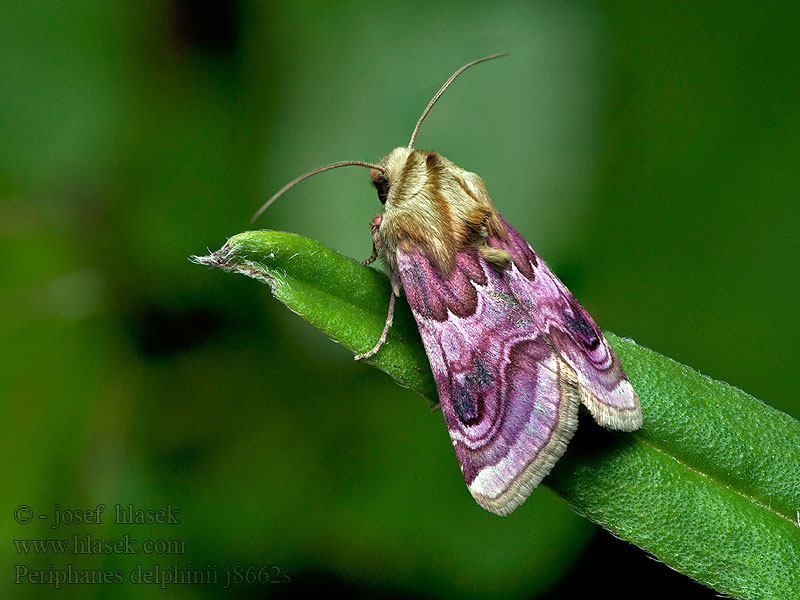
[635,432,795,526]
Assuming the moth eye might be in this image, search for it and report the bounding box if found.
[372,178,389,204]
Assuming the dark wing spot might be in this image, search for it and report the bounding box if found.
[452,356,494,426]
[474,356,495,387]
[565,306,600,351]
[453,380,480,425]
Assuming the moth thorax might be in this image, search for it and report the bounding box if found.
[376,148,508,274]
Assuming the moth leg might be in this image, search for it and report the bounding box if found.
[354,291,395,361]
[361,243,378,265]
[363,212,383,265]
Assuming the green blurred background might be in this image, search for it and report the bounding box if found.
[2,1,798,598]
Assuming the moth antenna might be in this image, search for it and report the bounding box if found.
[251,161,388,223]
[408,52,508,150]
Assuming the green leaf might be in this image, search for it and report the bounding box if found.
[193,230,800,600]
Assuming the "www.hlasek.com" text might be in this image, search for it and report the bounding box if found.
[14,534,185,556]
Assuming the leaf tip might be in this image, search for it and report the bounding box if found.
[189,253,216,266]
[189,238,236,270]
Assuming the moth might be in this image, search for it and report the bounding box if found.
[253,54,642,515]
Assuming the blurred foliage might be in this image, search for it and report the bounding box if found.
[2,2,798,599]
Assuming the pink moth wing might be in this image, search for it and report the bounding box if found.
[490,216,642,432]
[396,217,640,516]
